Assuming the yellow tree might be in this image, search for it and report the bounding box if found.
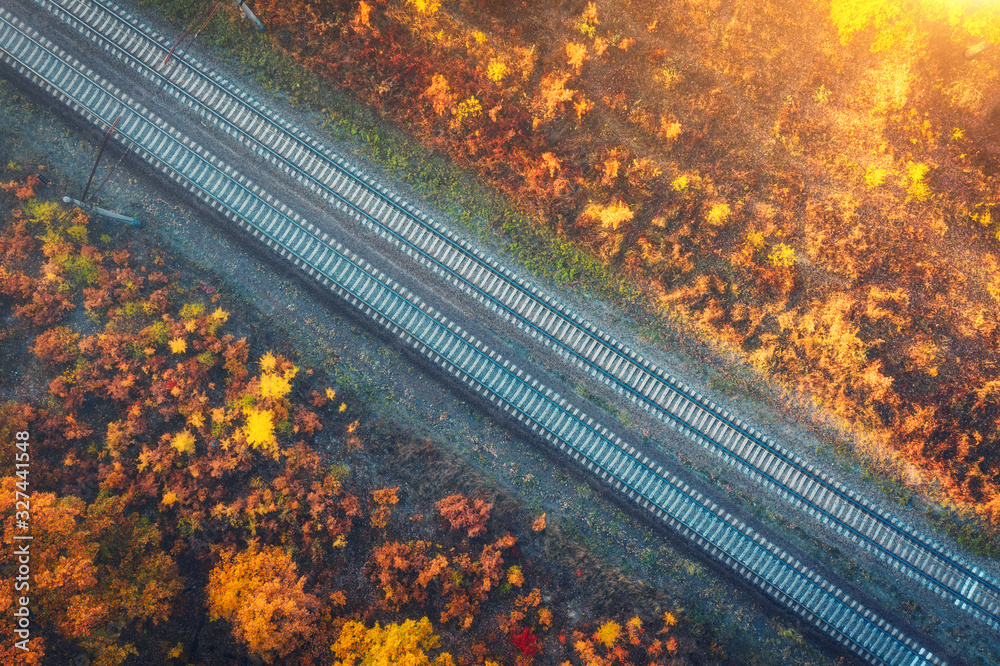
[332,617,454,666]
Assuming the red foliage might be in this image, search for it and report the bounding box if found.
[510,626,539,656]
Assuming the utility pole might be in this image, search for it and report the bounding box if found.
[81,113,121,203]
[163,0,225,66]
[235,0,266,32]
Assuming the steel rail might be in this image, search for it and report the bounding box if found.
[0,11,947,664]
[35,0,1000,631]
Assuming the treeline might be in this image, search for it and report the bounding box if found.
[226,0,1000,519]
[0,175,708,664]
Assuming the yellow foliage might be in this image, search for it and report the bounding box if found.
[332,617,451,666]
[662,610,678,628]
[579,200,634,231]
[828,0,909,48]
[661,118,682,140]
[486,59,508,83]
[26,200,62,226]
[865,166,888,188]
[594,620,621,649]
[454,96,483,124]
[813,84,831,104]
[168,337,187,354]
[209,307,230,333]
[410,0,440,14]
[171,430,196,455]
[259,351,277,373]
[244,409,275,450]
[574,97,594,119]
[259,372,293,400]
[907,160,929,183]
[339,402,348,413]
[507,565,525,587]
[180,302,205,320]
[672,174,690,191]
[768,243,796,268]
[906,160,931,201]
[326,387,337,401]
[66,224,88,244]
[188,411,205,429]
[745,230,766,251]
[706,202,731,226]
[162,491,179,506]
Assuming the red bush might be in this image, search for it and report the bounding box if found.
[510,626,538,656]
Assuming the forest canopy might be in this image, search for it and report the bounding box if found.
[0,174,708,664]
[215,0,1000,521]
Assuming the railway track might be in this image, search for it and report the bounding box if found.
[0,8,950,664]
[30,0,1000,636]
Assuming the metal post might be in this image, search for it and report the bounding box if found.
[163,0,224,65]
[81,113,121,203]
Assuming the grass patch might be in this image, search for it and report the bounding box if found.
[927,507,1000,559]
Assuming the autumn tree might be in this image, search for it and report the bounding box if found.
[436,493,492,538]
[0,478,182,665]
[367,533,517,629]
[207,541,320,662]
[371,486,400,529]
[332,617,455,666]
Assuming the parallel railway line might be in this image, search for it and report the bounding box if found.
[0,9,946,664]
[29,0,1000,636]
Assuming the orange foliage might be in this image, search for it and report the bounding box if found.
[207,542,319,662]
[0,181,709,664]
[436,493,492,538]
[0,480,181,662]
[31,326,79,365]
[249,0,1000,521]
[371,486,400,529]
[367,532,516,628]
[531,513,546,532]
[1,174,40,200]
